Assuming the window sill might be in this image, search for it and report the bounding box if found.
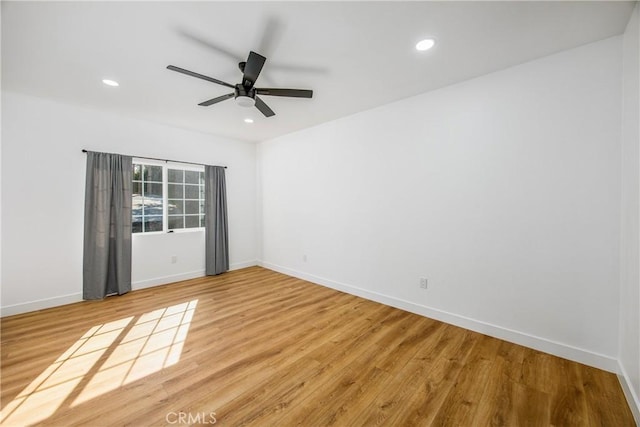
[133,228,205,237]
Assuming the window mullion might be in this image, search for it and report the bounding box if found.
[141,164,146,232]
[163,164,168,233]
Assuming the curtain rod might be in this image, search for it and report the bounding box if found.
[81,149,227,169]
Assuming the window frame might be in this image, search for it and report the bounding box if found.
[132,159,205,235]
[166,165,206,232]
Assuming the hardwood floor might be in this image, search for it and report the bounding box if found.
[1,266,635,426]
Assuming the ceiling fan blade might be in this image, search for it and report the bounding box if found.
[256,88,313,98]
[242,51,266,88]
[255,96,275,117]
[198,93,235,106]
[167,65,235,89]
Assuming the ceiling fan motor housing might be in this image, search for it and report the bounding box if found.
[235,85,256,107]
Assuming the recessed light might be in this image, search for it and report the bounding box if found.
[102,79,119,87]
[244,118,254,124]
[415,39,435,51]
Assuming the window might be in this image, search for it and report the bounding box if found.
[132,162,205,234]
[132,164,163,233]
[167,168,205,230]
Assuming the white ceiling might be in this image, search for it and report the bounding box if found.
[2,1,636,143]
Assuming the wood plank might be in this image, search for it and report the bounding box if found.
[522,349,590,426]
[582,364,636,427]
[428,334,501,426]
[474,356,551,427]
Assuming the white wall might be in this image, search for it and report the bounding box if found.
[259,36,623,371]
[620,3,640,422]
[0,6,3,314]
[1,91,258,315]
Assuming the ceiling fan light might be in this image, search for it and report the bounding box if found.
[235,95,255,108]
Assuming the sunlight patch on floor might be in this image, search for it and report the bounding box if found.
[0,300,197,426]
[72,300,197,405]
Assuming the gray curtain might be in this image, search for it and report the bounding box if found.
[205,166,229,275]
[83,151,133,299]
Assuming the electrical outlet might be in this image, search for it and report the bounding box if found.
[171,255,178,264]
[303,254,307,262]
[419,277,428,289]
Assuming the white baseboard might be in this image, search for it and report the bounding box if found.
[1,292,83,317]
[618,362,640,425]
[2,261,260,317]
[259,261,619,373]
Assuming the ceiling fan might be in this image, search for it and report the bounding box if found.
[167,51,313,117]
